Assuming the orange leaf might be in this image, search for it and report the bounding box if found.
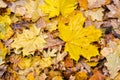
[89,69,106,80]
[105,0,111,4]
[78,0,88,10]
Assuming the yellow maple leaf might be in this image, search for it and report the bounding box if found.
[40,0,78,18]
[11,24,46,56]
[58,12,102,61]
[0,15,13,40]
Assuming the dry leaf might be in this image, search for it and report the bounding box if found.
[101,41,120,78]
[89,69,106,80]
[85,8,104,21]
[78,0,88,10]
[0,0,7,8]
[64,56,74,68]
[75,71,88,80]
[11,24,46,56]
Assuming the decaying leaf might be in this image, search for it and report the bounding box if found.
[40,0,78,18]
[53,52,67,64]
[101,40,120,78]
[0,0,7,8]
[106,4,120,20]
[58,12,102,61]
[85,8,104,21]
[43,48,57,58]
[11,24,46,56]
[89,69,106,80]
[88,0,106,9]
[8,0,44,22]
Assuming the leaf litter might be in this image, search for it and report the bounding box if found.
[0,0,120,80]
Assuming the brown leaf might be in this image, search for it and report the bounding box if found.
[89,69,106,80]
[64,56,74,68]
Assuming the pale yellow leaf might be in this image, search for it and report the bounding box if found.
[11,24,46,56]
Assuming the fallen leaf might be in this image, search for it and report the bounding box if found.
[85,8,104,21]
[106,4,120,20]
[40,0,78,18]
[0,0,7,8]
[75,71,88,80]
[102,41,120,78]
[43,48,57,58]
[52,76,63,80]
[27,72,35,80]
[49,70,62,79]
[86,61,98,67]
[89,69,106,80]
[105,52,120,79]
[114,72,120,80]
[0,41,7,65]
[0,15,13,40]
[88,0,106,9]
[11,24,46,56]
[53,52,67,64]
[39,57,52,69]
[78,0,88,10]
[64,56,74,68]
[58,12,102,61]
[24,0,44,22]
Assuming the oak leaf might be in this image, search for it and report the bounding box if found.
[11,24,46,56]
[58,12,102,61]
[40,0,78,18]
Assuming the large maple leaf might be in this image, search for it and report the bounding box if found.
[11,24,46,56]
[58,12,102,61]
[40,0,78,18]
